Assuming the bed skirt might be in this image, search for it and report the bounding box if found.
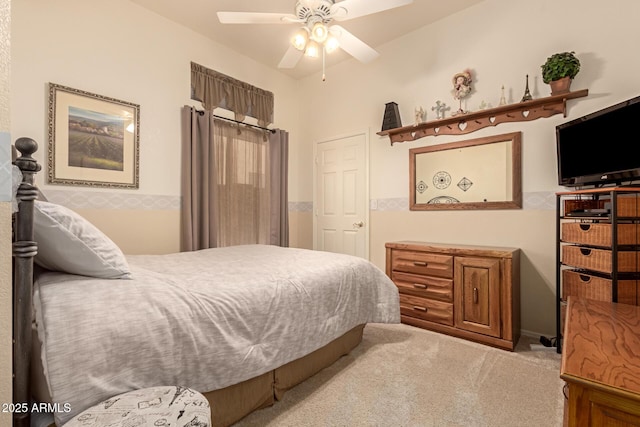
[32,324,365,427]
[203,324,365,426]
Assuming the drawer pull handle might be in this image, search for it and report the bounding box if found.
[579,274,592,283]
[413,283,427,289]
[579,224,591,231]
[579,248,592,256]
[473,287,479,304]
[413,261,428,267]
[413,306,428,312]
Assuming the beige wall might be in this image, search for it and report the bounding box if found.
[9,0,640,343]
[68,208,312,254]
[74,208,180,255]
[10,0,302,253]
[1,0,10,421]
[288,211,313,250]
[295,0,640,337]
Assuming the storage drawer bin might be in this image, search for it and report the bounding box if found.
[562,269,638,305]
[561,222,640,247]
[562,245,640,273]
[613,195,640,217]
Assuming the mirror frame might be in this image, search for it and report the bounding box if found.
[409,132,522,211]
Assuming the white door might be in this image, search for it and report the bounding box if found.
[314,131,369,259]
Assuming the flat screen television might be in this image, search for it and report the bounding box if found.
[556,95,640,187]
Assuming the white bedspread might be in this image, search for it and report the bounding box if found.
[33,245,399,425]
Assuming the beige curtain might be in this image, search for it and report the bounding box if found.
[180,107,217,250]
[269,129,289,247]
[181,106,288,251]
[191,62,274,127]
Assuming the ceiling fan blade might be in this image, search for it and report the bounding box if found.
[330,0,413,21]
[278,45,304,69]
[330,25,379,63]
[217,11,299,24]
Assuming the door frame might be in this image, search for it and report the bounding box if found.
[313,129,370,259]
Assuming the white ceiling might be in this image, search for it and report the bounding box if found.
[130,0,485,80]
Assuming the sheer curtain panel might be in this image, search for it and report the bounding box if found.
[214,119,271,247]
[181,107,289,251]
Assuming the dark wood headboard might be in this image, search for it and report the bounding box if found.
[12,137,41,427]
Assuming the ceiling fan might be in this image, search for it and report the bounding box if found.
[217,0,413,79]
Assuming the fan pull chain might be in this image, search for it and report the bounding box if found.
[322,47,326,82]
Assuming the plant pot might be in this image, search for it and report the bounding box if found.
[550,76,572,95]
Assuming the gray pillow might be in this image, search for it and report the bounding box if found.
[34,201,131,279]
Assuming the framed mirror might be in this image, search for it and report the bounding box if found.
[409,132,522,210]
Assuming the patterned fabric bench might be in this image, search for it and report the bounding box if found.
[64,386,210,427]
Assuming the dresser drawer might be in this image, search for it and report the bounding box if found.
[562,269,638,305]
[561,222,640,247]
[391,251,453,278]
[392,271,453,302]
[399,294,453,325]
[562,245,640,273]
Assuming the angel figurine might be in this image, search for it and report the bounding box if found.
[414,106,426,126]
[451,69,473,116]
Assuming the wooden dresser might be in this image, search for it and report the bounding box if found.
[385,241,520,350]
[561,297,640,426]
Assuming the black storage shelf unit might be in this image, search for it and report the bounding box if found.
[555,187,640,353]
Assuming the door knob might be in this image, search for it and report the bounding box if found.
[353,221,364,228]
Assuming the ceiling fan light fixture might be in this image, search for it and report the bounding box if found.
[219,0,413,79]
[324,35,339,53]
[291,29,308,51]
[310,22,329,43]
[304,40,320,58]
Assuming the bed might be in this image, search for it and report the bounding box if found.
[11,138,400,427]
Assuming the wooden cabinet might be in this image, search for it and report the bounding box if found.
[561,297,640,427]
[454,256,501,338]
[385,241,520,350]
[556,187,640,352]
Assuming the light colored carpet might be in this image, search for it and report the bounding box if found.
[234,323,564,427]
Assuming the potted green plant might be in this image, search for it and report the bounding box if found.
[541,51,581,95]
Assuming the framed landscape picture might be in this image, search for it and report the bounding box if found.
[47,83,140,188]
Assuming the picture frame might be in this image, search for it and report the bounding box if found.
[47,83,140,188]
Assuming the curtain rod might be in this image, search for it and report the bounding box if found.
[194,107,275,133]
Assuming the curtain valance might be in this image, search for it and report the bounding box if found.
[191,62,274,127]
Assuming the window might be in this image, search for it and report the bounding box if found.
[213,121,271,246]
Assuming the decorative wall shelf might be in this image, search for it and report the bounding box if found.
[377,89,588,145]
